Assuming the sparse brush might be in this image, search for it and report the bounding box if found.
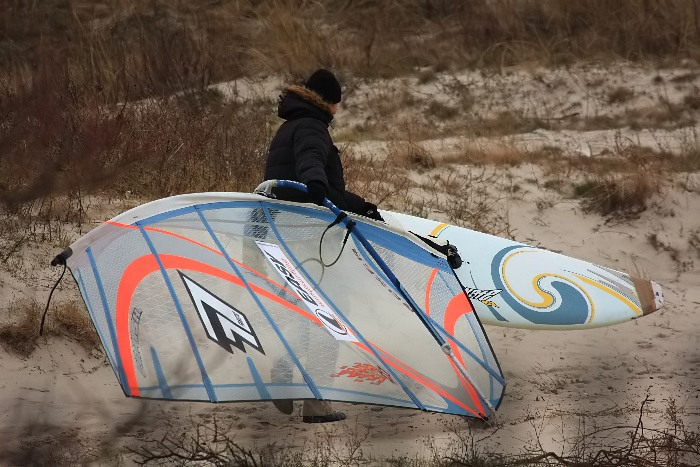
[466,112,547,138]
[340,145,411,205]
[450,144,531,166]
[0,298,100,356]
[575,167,662,217]
[46,300,100,351]
[0,298,41,357]
[607,86,635,105]
[425,168,514,238]
[386,140,435,170]
[132,414,372,466]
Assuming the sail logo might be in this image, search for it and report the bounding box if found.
[331,363,395,385]
[466,287,502,306]
[314,308,350,337]
[179,272,265,355]
[256,241,358,342]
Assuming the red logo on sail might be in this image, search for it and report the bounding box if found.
[331,363,394,385]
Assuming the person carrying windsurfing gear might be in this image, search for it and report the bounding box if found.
[264,69,367,424]
[264,68,384,223]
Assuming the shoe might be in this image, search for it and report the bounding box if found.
[302,411,347,423]
[272,399,294,415]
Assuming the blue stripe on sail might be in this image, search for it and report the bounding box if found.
[138,224,217,402]
[194,207,314,400]
[151,347,173,399]
[87,247,129,396]
[247,357,272,400]
[76,270,118,372]
[434,268,503,397]
[137,201,263,226]
[426,317,505,385]
[136,199,445,270]
[341,214,493,415]
[136,199,441,268]
[135,382,460,412]
[356,246,504,399]
[136,205,199,225]
[265,201,437,263]
[263,206,426,412]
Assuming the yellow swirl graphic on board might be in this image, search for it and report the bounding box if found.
[500,249,595,323]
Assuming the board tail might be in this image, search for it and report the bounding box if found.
[631,277,664,316]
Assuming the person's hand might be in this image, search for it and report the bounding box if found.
[306,180,327,206]
[363,202,384,222]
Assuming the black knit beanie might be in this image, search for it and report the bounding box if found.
[304,69,342,104]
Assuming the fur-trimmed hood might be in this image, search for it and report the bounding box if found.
[277,84,335,123]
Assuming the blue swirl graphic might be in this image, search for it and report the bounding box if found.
[491,246,590,325]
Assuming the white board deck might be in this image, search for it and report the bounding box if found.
[381,210,664,330]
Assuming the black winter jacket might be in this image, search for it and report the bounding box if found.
[264,85,366,214]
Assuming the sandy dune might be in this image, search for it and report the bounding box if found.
[1,63,699,464]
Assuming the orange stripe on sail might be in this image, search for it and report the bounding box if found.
[358,341,482,417]
[442,293,485,415]
[425,268,439,316]
[115,254,321,397]
[105,220,299,301]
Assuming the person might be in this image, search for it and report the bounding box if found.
[262,69,382,424]
[264,68,383,221]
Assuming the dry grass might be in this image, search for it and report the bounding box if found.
[46,300,101,351]
[0,298,99,356]
[1,4,699,466]
[445,143,543,166]
[6,1,700,97]
[575,169,663,217]
[386,140,436,170]
[126,396,699,466]
[0,299,41,357]
[340,145,411,206]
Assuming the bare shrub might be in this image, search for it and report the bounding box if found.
[607,86,635,104]
[386,141,435,170]
[449,143,531,166]
[112,96,271,198]
[132,416,270,466]
[340,145,411,206]
[46,300,100,352]
[0,298,99,357]
[414,168,514,238]
[468,112,547,138]
[0,54,270,266]
[0,299,41,357]
[131,414,372,466]
[575,168,662,217]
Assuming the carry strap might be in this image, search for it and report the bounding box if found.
[319,212,356,267]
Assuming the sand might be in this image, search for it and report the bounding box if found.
[1,63,699,465]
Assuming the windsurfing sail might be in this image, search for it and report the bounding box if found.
[53,181,505,418]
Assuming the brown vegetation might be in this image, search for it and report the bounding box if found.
[128,396,699,466]
[0,298,99,356]
[0,298,41,357]
[1,3,699,465]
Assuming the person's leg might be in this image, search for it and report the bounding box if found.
[302,400,346,423]
[244,207,296,415]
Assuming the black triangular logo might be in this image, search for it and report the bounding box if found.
[179,271,265,355]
